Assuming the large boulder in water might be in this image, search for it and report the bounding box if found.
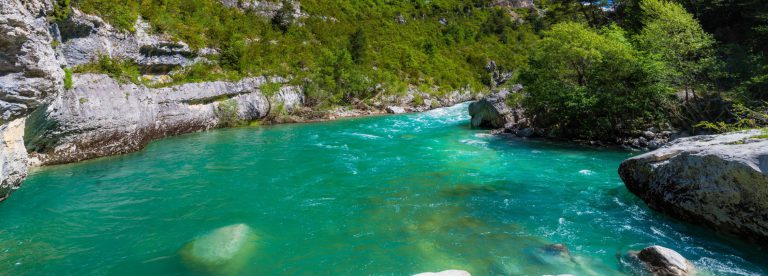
[468,85,526,129]
[619,130,768,245]
[627,246,695,276]
[180,223,258,274]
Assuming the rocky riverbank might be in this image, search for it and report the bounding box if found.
[619,130,768,246]
[0,0,480,202]
[467,87,676,150]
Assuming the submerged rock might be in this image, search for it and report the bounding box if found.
[180,223,258,274]
[625,246,695,276]
[468,85,526,130]
[619,130,768,245]
[413,270,471,276]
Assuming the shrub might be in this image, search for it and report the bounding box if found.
[216,99,243,127]
[73,55,140,84]
[63,68,73,90]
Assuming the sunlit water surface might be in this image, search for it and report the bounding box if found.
[1,103,766,275]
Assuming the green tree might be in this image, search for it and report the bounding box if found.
[349,28,367,64]
[634,0,717,101]
[520,22,671,139]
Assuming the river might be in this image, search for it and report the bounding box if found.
[0,103,765,275]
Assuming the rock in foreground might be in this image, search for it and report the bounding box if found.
[635,246,695,276]
[413,270,471,276]
[619,130,768,245]
[180,224,258,274]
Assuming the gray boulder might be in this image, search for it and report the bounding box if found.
[631,246,695,276]
[468,85,526,129]
[619,130,768,245]
[386,106,406,114]
[25,74,302,165]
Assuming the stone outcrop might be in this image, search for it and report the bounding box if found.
[25,73,303,165]
[0,119,28,201]
[635,246,694,276]
[218,0,305,19]
[619,130,768,245]
[0,0,62,201]
[56,10,210,73]
[468,85,528,131]
[0,0,62,123]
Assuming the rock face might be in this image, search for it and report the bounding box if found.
[0,0,62,123]
[0,119,28,201]
[0,0,62,201]
[636,246,694,276]
[56,10,209,73]
[25,74,303,165]
[180,223,258,274]
[468,85,526,130]
[619,130,768,245]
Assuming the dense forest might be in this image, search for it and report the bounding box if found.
[51,0,768,140]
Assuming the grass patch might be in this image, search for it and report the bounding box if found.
[73,55,140,84]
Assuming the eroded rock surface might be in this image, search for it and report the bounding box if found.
[0,0,62,123]
[635,246,695,276]
[468,85,527,130]
[57,10,209,73]
[25,74,303,165]
[0,119,28,201]
[0,0,62,201]
[619,130,768,245]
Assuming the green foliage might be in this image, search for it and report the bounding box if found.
[63,68,73,90]
[215,99,243,127]
[520,22,671,139]
[73,55,140,84]
[694,104,768,133]
[349,28,367,64]
[73,0,535,107]
[634,0,717,97]
[52,0,72,22]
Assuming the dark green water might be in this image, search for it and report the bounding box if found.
[0,103,766,275]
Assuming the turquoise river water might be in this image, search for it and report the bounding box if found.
[1,103,766,275]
